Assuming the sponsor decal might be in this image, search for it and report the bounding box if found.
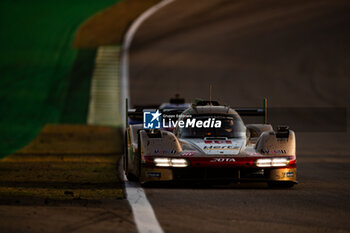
[154,149,177,154]
[147,172,161,178]
[144,110,162,129]
[203,145,239,150]
[210,158,236,162]
[261,149,287,154]
[181,152,195,156]
[282,171,294,178]
[204,140,232,144]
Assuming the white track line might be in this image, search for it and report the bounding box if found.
[124,177,164,233]
[120,1,175,233]
[121,0,175,128]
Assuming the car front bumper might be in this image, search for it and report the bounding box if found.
[140,166,297,183]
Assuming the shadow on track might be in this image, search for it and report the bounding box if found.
[142,181,297,190]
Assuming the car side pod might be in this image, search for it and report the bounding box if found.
[256,126,297,187]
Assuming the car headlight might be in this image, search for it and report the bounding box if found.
[256,158,289,167]
[154,158,171,167]
[271,158,289,167]
[171,158,188,167]
[154,158,188,167]
[256,158,272,167]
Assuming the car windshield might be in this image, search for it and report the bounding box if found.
[178,115,245,139]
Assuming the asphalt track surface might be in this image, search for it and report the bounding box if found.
[128,0,350,232]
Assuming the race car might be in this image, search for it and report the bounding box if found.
[124,99,297,188]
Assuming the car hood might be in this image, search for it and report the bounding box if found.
[180,138,246,155]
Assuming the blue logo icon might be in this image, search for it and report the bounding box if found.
[143,110,162,129]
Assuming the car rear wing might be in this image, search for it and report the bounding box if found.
[125,98,268,126]
[126,102,188,125]
[194,98,268,124]
[235,98,268,124]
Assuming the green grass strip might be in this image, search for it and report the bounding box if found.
[0,0,117,158]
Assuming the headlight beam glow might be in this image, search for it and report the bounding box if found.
[154,158,188,167]
[256,158,289,167]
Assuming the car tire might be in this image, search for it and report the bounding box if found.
[136,132,142,178]
[126,132,142,182]
[124,130,128,172]
[127,173,139,182]
[124,130,139,182]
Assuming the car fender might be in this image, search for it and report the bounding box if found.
[139,129,183,157]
